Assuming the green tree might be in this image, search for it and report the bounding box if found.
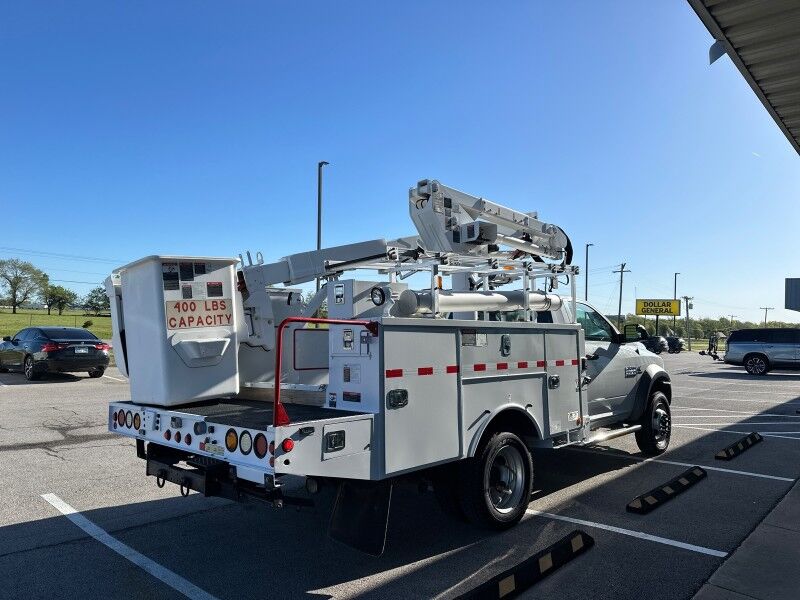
[83,286,110,315]
[0,259,48,314]
[42,284,78,315]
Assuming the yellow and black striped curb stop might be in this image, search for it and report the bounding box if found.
[715,432,763,460]
[458,530,594,599]
[626,466,707,515]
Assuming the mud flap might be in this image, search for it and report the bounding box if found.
[328,480,393,556]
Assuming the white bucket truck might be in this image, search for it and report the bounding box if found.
[106,180,671,554]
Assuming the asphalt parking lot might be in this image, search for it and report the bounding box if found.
[2,353,799,600]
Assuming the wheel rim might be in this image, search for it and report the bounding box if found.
[24,357,33,378]
[747,356,766,374]
[652,405,670,446]
[488,444,526,513]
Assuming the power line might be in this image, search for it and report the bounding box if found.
[0,246,125,264]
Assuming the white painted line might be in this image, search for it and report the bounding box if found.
[103,374,126,383]
[41,493,219,600]
[675,422,800,427]
[575,448,794,483]
[680,397,800,406]
[525,509,727,558]
[672,407,800,418]
[674,425,800,440]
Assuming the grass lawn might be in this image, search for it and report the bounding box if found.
[0,308,112,339]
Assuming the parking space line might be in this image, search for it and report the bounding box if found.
[679,397,800,406]
[525,509,727,557]
[41,493,220,600]
[574,448,795,482]
[675,422,800,427]
[103,374,126,383]
[672,407,800,418]
[674,425,800,440]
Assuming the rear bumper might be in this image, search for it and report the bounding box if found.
[39,356,109,372]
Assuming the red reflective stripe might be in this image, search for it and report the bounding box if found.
[474,364,487,372]
[517,361,528,369]
[418,367,434,376]
[496,362,508,370]
[537,360,546,368]
[446,365,459,374]
[385,369,403,378]
[555,360,565,367]
[571,358,579,366]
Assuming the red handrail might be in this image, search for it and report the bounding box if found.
[273,316,379,427]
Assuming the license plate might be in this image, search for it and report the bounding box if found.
[75,346,89,354]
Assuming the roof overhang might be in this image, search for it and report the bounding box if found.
[688,0,800,155]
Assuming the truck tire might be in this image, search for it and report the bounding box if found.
[635,391,671,456]
[458,431,533,530]
[743,354,769,376]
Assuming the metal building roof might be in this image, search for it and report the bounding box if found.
[688,0,800,155]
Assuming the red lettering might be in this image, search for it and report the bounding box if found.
[174,302,181,312]
[225,314,232,324]
[220,300,226,310]
[178,317,187,328]
[168,317,177,328]
[187,316,195,327]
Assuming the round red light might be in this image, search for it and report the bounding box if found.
[175,431,182,443]
[185,433,192,445]
[164,430,171,441]
[254,433,268,459]
[281,438,294,453]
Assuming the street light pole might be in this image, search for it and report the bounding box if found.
[673,272,680,333]
[682,295,693,350]
[759,307,774,326]
[316,160,329,292]
[584,243,593,301]
[729,314,737,334]
[613,263,631,329]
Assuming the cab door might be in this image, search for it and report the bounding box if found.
[573,303,636,420]
[765,329,799,366]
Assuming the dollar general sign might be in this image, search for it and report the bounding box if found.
[635,299,681,316]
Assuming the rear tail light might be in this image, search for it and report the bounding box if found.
[41,342,68,353]
[174,431,181,443]
[254,434,268,459]
[281,438,294,453]
[133,413,141,430]
[225,428,238,453]
[125,411,133,428]
[268,441,275,455]
[95,343,111,351]
[184,433,192,445]
[117,411,125,427]
[164,430,171,441]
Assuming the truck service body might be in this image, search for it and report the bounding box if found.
[106,180,671,554]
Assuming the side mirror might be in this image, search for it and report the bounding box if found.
[624,324,648,343]
[2,336,10,342]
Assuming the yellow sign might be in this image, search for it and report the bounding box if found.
[636,299,681,316]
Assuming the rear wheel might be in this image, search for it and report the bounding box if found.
[24,356,40,381]
[744,354,769,376]
[635,391,671,455]
[88,368,105,378]
[458,431,533,530]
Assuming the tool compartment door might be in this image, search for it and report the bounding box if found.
[382,326,460,475]
[543,329,582,436]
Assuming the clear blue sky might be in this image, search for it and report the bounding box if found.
[2,1,798,322]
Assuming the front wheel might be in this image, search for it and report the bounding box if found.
[24,356,40,381]
[635,391,671,456]
[458,432,533,530]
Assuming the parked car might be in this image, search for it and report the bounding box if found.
[666,336,685,353]
[724,328,800,375]
[0,327,110,380]
[643,335,668,355]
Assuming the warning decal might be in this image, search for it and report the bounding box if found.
[165,299,233,330]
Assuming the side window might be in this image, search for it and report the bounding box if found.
[575,303,614,342]
[536,311,554,324]
[13,329,29,341]
[769,330,797,344]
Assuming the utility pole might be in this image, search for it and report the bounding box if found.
[673,272,680,333]
[315,160,329,292]
[584,243,593,301]
[759,306,774,326]
[729,314,737,334]
[682,295,693,350]
[613,263,630,329]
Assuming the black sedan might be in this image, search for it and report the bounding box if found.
[0,326,110,380]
